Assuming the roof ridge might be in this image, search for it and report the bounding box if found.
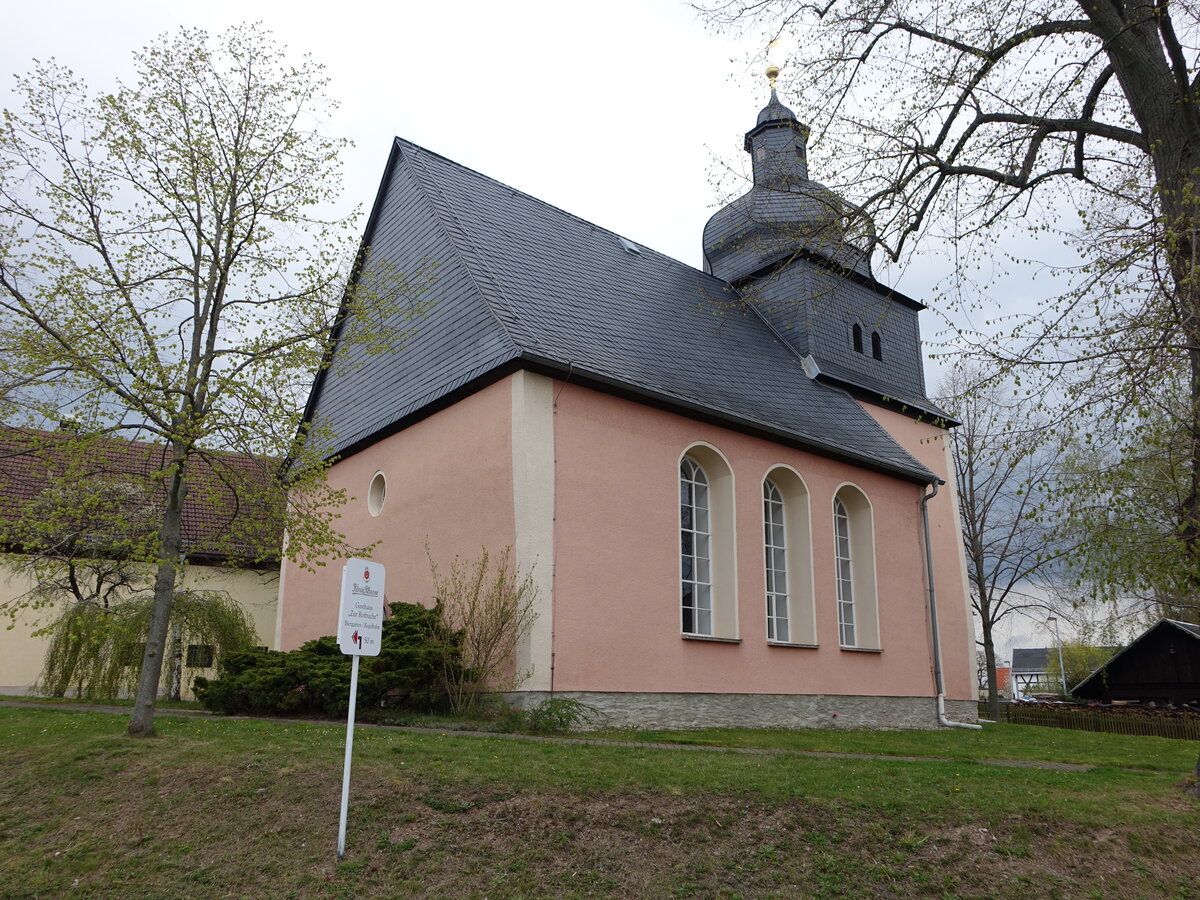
[0,425,265,465]
[394,137,689,271]
[401,143,524,354]
[1165,618,1200,636]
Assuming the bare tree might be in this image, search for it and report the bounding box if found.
[940,366,1069,719]
[700,0,1200,608]
[428,545,538,714]
[0,26,415,736]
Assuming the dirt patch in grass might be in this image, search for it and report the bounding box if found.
[2,709,1197,899]
[4,748,1195,899]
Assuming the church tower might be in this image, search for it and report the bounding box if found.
[703,72,937,416]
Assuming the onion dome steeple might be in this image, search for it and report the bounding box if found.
[703,69,870,282]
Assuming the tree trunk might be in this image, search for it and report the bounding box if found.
[127,452,187,737]
[52,636,82,698]
[1082,0,1200,612]
[982,620,1000,721]
[1158,168,1200,612]
[169,623,183,702]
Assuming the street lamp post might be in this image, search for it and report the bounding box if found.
[1047,616,1067,697]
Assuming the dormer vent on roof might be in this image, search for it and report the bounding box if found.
[703,72,871,283]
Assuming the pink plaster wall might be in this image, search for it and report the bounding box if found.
[277,378,516,651]
[860,405,976,701]
[279,371,975,706]
[549,382,949,700]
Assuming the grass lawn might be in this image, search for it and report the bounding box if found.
[0,706,1196,899]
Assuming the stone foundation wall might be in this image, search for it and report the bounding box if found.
[502,691,978,731]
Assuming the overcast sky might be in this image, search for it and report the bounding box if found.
[2,0,1041,347]
[2,0,762,266]
[3,0,1070,662]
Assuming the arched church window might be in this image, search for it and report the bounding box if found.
[680,457,713,636]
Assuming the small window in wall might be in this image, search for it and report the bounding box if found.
[121,643,146,666]
[871,331,882,361]
[852,323,863,354]
[186,644,214,668]
[367,471,387,517]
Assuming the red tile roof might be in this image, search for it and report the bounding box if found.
[0,427,283,565]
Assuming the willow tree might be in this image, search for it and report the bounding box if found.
[0,26,415,736]
[701,1,1200,607]
[39,589,258,702]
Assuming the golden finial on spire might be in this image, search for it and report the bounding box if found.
[766,65,780,91]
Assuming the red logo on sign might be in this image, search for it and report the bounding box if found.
[363,568,370,581]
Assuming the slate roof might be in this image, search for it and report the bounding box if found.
[1011,648,1050,674]
[0,427,282,564]
[755,89,798,127]
[702,182,871,280]
[305,139,936,484]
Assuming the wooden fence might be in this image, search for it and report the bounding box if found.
[980,702,1200,741]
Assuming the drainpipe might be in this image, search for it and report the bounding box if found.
[922,480,982,730]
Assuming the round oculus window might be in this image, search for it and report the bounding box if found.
[367,471,387,517]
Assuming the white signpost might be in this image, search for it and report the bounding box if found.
[336,558,385,859]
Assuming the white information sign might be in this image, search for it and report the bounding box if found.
[336,558,385,859]
[337,559,385,657]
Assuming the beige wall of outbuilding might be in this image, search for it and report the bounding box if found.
[0,559,279,697]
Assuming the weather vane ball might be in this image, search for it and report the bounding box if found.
[766,65,780,89]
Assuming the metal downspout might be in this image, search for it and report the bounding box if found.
[922,480,982,731]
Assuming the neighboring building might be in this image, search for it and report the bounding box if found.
[1073,619,1200,705]
[1011,648,1052,694]
[0,427,281,697]
[980,666,1012,700]
[276,84,978,729]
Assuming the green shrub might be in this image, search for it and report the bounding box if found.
[486,698,602,734]
[524,697,601,734]
[195,602,461,717]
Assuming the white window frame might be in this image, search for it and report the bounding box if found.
[680,457,713,636]
[834,496,856,646]
[763,478,790,642]
[833,484,880,650]
[678,444,738,640]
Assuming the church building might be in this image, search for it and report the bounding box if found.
[275,81,978,729]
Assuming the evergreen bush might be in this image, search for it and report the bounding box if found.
[194,602,461,717]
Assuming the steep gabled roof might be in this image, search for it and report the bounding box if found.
[0,427,282,565]
[305,139,935,483]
